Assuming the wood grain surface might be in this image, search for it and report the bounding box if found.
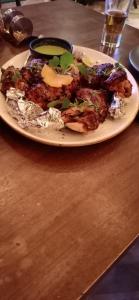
[0,1,139,300]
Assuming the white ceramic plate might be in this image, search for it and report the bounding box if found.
[0,46,139,147]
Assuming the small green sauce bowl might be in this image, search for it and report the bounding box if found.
[29,37,73,58]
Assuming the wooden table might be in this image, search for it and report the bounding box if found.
[0,1,139,300]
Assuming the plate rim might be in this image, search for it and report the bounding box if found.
[0,46,139,147]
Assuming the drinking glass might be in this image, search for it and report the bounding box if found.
[101,0,133,48]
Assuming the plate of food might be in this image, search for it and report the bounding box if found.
[0,43,139,147]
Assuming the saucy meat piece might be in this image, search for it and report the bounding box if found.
[94,63,114,76]
[85,63,114,88]
[104,70,132,97]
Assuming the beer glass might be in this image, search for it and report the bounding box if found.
[101,0,133,48]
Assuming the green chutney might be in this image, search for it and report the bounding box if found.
[34,45,67,55]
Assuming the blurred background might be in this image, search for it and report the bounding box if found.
[0,0,139,29]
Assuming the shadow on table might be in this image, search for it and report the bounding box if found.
[0,117,131,173]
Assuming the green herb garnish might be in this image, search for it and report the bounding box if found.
[47,98,72,110]
[48,52,74,71]
[47,96,99,112]
[61,98,71,109]
[12,71,21,82]
[78,63,88,76]
[47,100,62,108]
[60,52,74,71]
[49,56,60,68]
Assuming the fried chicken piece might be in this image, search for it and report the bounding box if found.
[104,70,132,97]
[76,88,108,122]
[62,106,100,132]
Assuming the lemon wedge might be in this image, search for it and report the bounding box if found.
[41,65,73,88]
[82,55,94,67]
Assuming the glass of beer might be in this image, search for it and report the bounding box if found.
[101,0,133,48]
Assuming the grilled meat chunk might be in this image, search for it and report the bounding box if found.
[105,70,126,84]
[25,77,80,109]
[117,79,132,98]
[62,87,109,132]
[63,76,80,99]
[104,70,132,97]
[15,79,29,92]
[62,107,81,123]
[21,66,43,85]
[94,63,114,76]
[25,83,51,109]
[1,65,80,109]
[76,88,108,122]
[1,66,19,94]
[85,63,114,88]
[78,109,100,131]
[62,107,100,132]
[21,67,32,82]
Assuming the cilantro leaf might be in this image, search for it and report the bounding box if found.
[78,63,88,76]
[12,71,21,82]
[61,98,71,109]
[60,52,74,71]
[49,56,60,68]
[47,100,62,108]
[47,98,72,110]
